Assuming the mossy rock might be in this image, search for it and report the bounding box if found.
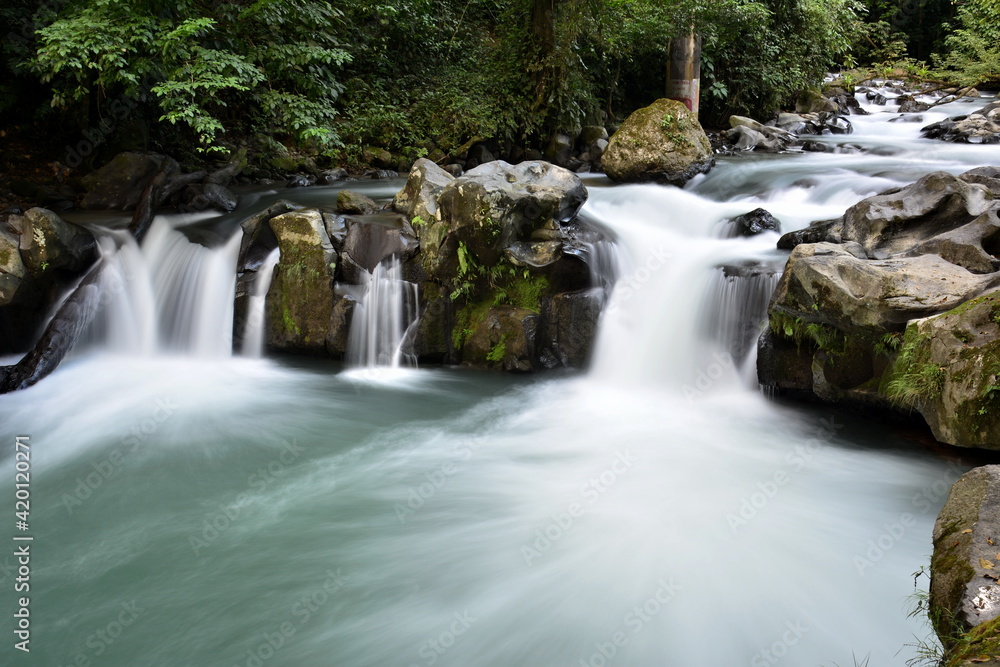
[601,98,714,186]
[931,466,1000,656]
[463,305,538,372]
[265,209,337,353]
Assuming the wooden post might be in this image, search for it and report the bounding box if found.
[666,32,701,115]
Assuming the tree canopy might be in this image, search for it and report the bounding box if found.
[0,0,994,165]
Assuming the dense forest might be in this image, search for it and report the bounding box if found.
[1,0,998,172]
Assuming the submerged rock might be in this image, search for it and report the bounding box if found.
[724,208,782,237]
[602,98,714,185]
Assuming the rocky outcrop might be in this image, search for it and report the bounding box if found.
[930,466,1000,665]
[759,168,1000,449]
[255,159,606,371]
[602,98,714,185]
[923,101,1000,144]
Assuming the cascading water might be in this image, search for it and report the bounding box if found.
[345,255,419,369]
[4,96,1000,667]
[241,247,281,358]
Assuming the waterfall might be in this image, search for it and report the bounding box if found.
[700,263,783,366]
[75,214,242,357]
[346,256,420,369]
[242,248,281,358]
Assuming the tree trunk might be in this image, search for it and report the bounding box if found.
[666,32,702,115]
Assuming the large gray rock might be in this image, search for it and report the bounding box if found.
[840,172,994,258]
[392,159,454,223]
[770,242,1000,332]
[602,99,714,185]
[931,466,1000,645]
[538,289,602,368]
[430,160,587,272]
[338,215,418,284]
[81,152,179,210]
[760,166,1000,449]
[265,209,336,353]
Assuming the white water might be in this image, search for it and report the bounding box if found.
[1,96,998,667]
[345,256,419,369]
[243,247,281,358]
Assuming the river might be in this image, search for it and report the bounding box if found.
[1,90,998,666]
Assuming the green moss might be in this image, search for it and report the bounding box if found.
[281,305,301,336]
[943,614,1000,666]
[451,297,492,351]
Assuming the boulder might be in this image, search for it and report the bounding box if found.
[839,172,994,259]
[931,466,1000,646]
[602,98,714,185]
[265,209,337,353]
[538,289,602,368]
[724,208,782,237]
[392,159,455,223]
[431,160,587,272]
[16,208,96,275]
[770,242,1000,333]
[202,183,239,212]
[81,152,179,210]
[338,215,418,284]
[760,166,1000,449]
[336,190,380,215]
[544,133,574,167]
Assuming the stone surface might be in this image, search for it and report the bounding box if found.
[931,466,1000,641]
[392,159,455,223]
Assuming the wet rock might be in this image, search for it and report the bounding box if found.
[202,183,238,212]
[392,159,454,223]
[463,305,538,372]
[538,288,602,369]
[923,101,1000,144]
[431,160,587,273]
[0,227,28,306]
[336,190,380,215]
[725,208,782,238]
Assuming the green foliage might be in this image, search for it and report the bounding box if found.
[884,331,945,409]
[486,336,509,363]
[874,331,903,357]
[27,0,350,151]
